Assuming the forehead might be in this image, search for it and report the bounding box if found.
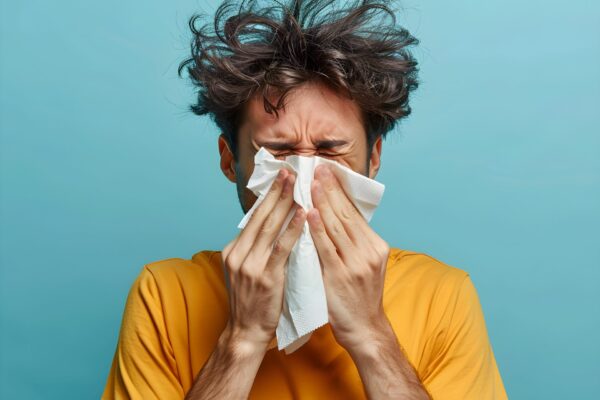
[240,82,365,143]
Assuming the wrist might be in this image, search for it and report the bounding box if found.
[219,323,270,361]
[345,315,396,359]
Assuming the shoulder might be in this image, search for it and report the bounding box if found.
[386,247,470,295]
[384,249,484,360]
[384,247,478,330]
[138,250,225,293]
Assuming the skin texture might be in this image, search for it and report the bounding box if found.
[185,82,431,399]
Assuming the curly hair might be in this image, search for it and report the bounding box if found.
[178,0,419,156]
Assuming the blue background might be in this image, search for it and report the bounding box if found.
[1,0,598,398]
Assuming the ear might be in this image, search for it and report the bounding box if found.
[218,134,237,183]
[368,135,383,179]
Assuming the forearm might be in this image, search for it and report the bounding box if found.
[348,320,431,400]
[185,326,267,400]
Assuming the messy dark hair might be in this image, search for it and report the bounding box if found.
[178,0,419,157]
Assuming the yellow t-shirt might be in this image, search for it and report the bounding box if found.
[102,248,507,399]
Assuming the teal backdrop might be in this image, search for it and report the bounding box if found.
[1,0,599,398]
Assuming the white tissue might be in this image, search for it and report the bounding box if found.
[237,147,385,354]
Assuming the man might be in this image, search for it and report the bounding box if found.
[102,1,507,398]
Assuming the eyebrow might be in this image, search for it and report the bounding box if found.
[258,139,349,150]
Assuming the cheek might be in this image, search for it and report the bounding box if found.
[336,153,369,176]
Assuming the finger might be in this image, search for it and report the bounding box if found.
[311,179,354,254]
[221,237,237,264]
[221,237,239,297]
[314,164,378,245]
[306,208,344,271]
[251,173,297,254]
[233,168,289,260]
[265,206,306,274]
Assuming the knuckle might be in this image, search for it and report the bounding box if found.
[352,267,370,283]
[339,206,354,222]
[224,254,241,271]
[272,239,289,255]
[259,218,276,236]
[285,214,298,231]
[332,222,345,237]
[366,253,381,269]
[226,265,239,278]
[239,262,257,279]
[258,276,274,290]
[289,207,306,230]
[324,246,338,260]
[377,241,390,259]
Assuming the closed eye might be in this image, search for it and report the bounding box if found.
[272,151,338,159]
[272,151,292,159]
[317,151,338,158]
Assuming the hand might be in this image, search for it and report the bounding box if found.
[307,164,391,353]
[221,168,306,354]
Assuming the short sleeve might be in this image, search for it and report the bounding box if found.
[422,275,508,400]
[102,266,184,400]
